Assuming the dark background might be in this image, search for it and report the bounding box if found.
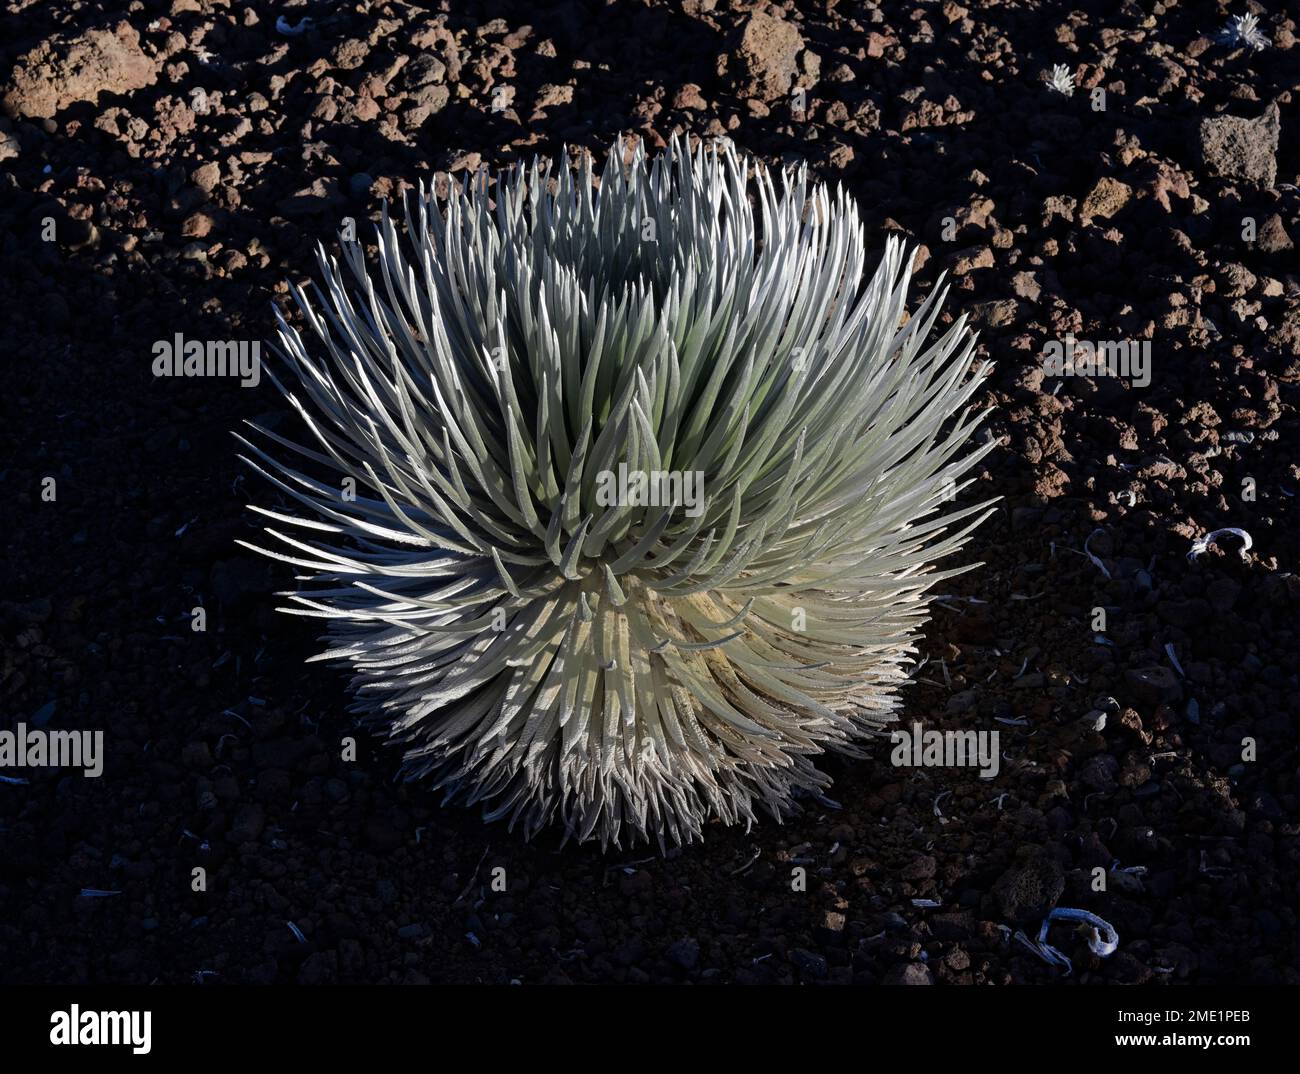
[1,0,1297,984]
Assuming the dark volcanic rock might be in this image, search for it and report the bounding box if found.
[1198,101,1280,187]
[729,12,804,101]
[993,850,1065,925]
[3,22,158,119]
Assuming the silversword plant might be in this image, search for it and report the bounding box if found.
[1047,64,1076,97]
[239,138,996,848]
[1218,12,1270,51]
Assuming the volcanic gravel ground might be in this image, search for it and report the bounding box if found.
[1,0,1298,985]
